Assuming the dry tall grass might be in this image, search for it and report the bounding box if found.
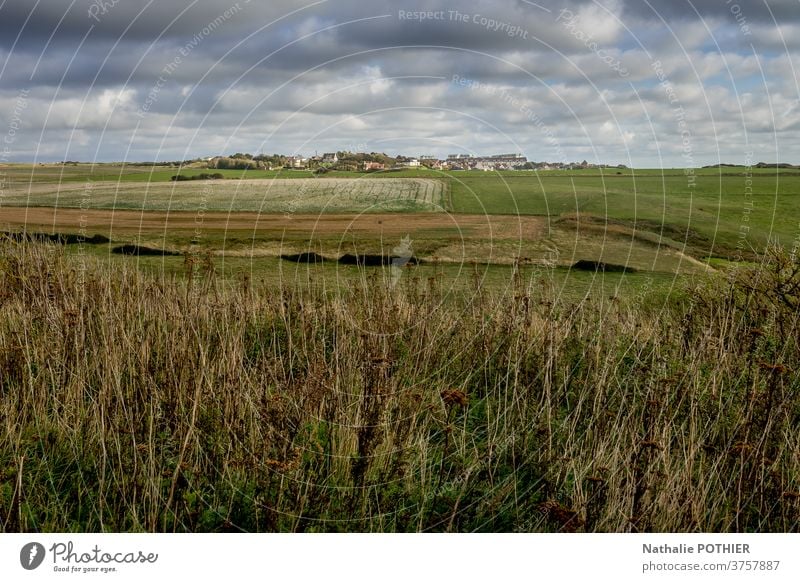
[0,239,798,532]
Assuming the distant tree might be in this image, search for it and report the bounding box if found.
[211,157,257,170]
[253,154,286,168]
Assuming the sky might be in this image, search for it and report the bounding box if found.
[0,0,798,166]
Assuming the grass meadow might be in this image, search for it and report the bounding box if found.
[1,164,799,532]
[0,239,799,532]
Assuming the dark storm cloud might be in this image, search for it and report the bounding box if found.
[0,0,303,44]
[1,0,601,56]
[621,0,800,23]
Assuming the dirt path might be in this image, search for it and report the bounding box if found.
[0,207,548,241]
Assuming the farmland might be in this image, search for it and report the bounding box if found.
[0,176,446,213]
[2,162,800,533]
[4,164,798,259]
[5,163,798,281]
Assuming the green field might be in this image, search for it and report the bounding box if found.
[5,164,797,255]
[446,170,799,258]
[3,163,798,281]
[3,164,800,533]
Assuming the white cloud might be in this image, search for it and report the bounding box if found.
[0,0,797,165]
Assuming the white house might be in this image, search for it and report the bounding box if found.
[286,156,308,169]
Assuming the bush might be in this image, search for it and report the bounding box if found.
[170,173,225,181]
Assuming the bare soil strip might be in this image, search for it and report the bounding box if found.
[0,207,548,241]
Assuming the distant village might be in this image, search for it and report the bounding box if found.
[198,151,628,172]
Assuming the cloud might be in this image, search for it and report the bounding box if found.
[0,0,797,165]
